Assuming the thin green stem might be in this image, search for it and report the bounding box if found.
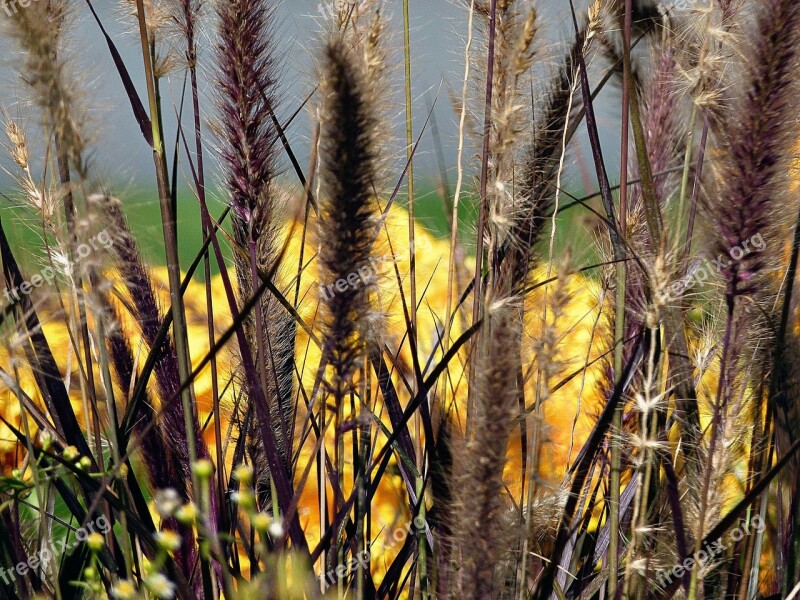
[402,2,428,595]
[609,2,633,594]
[676,105,697,250]
[94,313,135,577]
[133,0,198,478]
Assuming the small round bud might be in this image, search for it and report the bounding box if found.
[144,573,176,599]
[231,489,255,512]
[87,533,104,553]
[155,530,181,553]
[175,503,197,526]
[154,488,181,518]
[110,580,137,600]
[268,520,284,539]
[251,512,270,532]
[233,464,253,485]
[192,459,213,480]
[62,446,79,462]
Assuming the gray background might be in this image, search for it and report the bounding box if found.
[0,0,616,191]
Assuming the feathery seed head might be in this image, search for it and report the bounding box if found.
[710,0,800,301]
[122,0,172,42]
[215,0,280,238]
[317,15,390,393]
[6,0,87,179]
[4,119,28,169]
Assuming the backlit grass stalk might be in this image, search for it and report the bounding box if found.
[5,0,106,474]
[612,15,685,593]
[619,3,700,457]
[215,0,296,510]
[455,2,544,595]
[623,321,663,598]
[134,4,221,590]
[4,6,135,580]
[101,195,211,580]
[514,12,596,593]
[456,296,520,599]
[467,0,497,426]
[698,0,800,595]
[317,12,388,584]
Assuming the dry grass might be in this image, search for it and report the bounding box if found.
[0,0,799,598]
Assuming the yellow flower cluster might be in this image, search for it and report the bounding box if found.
[0,202,762,587]
[0,203,623,585]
